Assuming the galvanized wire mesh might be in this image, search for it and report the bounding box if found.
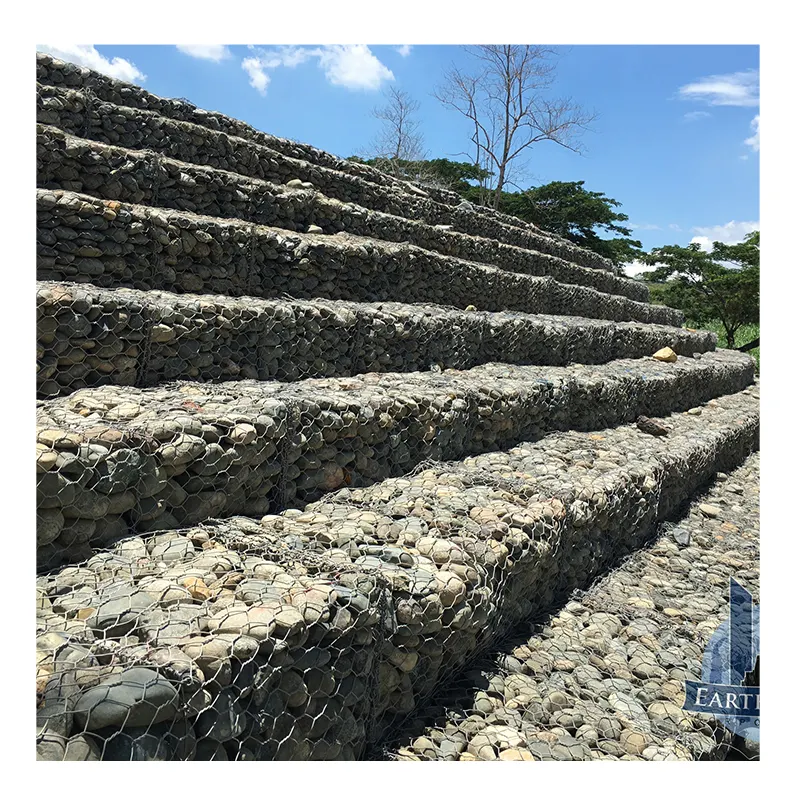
[33,54,759,763]
[36,385,758,760]
[385,451,760,761]
[36,351,754,570]
[35,59,614,274]
[37,281,716,399]
[35,185,675,323]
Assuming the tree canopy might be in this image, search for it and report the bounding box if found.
[347,156,491,194]
[644,231,760,348]
[489,181,644,266]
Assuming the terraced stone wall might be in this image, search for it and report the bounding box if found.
[34,53,760,763]
[36,188,673,324]
[37,282,715,398]
[35,55,613,272]
[35,139,641,302]
[35,389,759,761]
[36,352,753,569]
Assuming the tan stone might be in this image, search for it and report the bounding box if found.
[182,576,211,601]
[652,346,678,363]
[699,504,722,518]
[499,748,535,761]
[620,729,651,755]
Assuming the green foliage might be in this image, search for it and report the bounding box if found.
[645,232,760,348]
[492,181,644,267]
[413,159,493,192]
[347,156,491,193]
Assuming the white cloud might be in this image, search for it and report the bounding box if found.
[744,114,760,152]
[317,45,394,90]
[678,69,759,107]
[683,110,711,122]
[629,223,661,231]
[242,57,270,95]
[38,44,145,83]
[622,260,659,279]
[241,45,394,96]
[690,220,759,251]
[669,224,683,232]
[690,236,718,252]
[176,45,231,62]
[396,45,412,57]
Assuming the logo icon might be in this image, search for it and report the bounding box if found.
[683,578,760,744]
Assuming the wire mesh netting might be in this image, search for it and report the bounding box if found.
[36,186,674,323]
[34,52,760,764]
[35,386,758,760]
[36,351,754,570]
[37,281,716,399]
[385,451,760,761]
[35,55,616,274]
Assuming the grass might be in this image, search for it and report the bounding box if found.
[687,320,760,373]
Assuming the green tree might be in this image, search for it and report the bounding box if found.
[492,180,644,267]
[644,231,759,348]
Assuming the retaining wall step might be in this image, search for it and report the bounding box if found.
[35,123,646,302]
[36,351,754,569]
[34,124,641,300]
[37,188,676,325]
[35,386,759,760]
[36,54,614,272]
[37,281,715,399]
[387,450,760,761]
[43,83,609,274]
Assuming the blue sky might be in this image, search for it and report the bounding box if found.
[39,44,759,272]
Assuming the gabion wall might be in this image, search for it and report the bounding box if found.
[35,388,759,760]
[37,281,715,398]
[34,53,760,764]
[388,447,760,761]
[35,55,614,273]
[36,188,675,324]
[35,137,642,303]
[36,350,754,570]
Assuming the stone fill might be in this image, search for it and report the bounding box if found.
[34,54,759,761]
[36,389,758,760]
[36,351,753,569]
[388,449,760,761]
[37,281,715,398]
[35,54,615,272]
[37,188,647,302]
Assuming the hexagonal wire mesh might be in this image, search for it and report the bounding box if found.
[34,53,758,762]
[385,452,760,763]
[37,280,718,401]
[34,169,679,328]
[36,350,754,570]
[34,65,619,277]
[36,387,758,761]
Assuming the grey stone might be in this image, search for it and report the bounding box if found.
[73,667,180,730]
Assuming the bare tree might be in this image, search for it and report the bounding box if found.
[434,46,596,209]
[368,86,426,175]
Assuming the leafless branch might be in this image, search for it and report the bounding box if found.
[368,86,426,175]
[434,45,598,209]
